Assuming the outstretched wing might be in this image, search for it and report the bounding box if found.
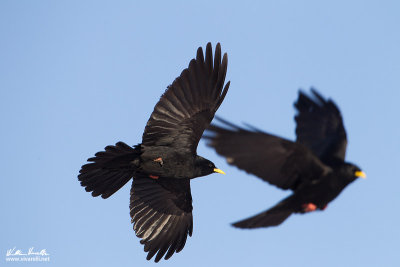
[130,175,193,262]
[142,43,230,154]
[294,89,347,162]
[232,196,294,229]
[205,118,331,191]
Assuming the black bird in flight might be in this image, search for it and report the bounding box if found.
[205,89,365,228]
[78,43,229,261]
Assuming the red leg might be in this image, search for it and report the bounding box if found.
[153,157,164,166]
[302,203,317,212]
[149,175,159,180]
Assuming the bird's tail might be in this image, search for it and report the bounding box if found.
[232,197,294,229]
[78,142,141,199]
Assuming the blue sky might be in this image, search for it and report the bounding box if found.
[1,1,399,266]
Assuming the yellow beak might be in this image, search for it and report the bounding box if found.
[213,168,225,175]
[355,171,366,179]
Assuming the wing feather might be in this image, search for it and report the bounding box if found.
[130,175,193,262]
[205,118,331,190]
[142,43,230,154]
[294,89,347,162]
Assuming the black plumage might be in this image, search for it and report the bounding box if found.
[78,43,229,261]
[205,89,365,228]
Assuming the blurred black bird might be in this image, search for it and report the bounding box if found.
[78,43,229,261]
[205,89,365,229]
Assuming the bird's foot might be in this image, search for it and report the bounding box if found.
[149,175,159,180]
[153,157,164,166]
[302,203,317,212]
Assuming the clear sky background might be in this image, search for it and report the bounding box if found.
[1,1,399,266]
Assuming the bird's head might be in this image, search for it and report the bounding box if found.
[194,156,225,178]
[342,162,366,182]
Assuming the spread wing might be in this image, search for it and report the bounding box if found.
[294,89,347,162]
[142,43,230,154]
[205,118,331,191]
[130,175,193,262]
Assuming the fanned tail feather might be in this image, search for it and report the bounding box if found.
[78,142,140,199]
